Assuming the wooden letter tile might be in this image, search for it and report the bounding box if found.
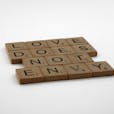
[64,63,92,79]
[68,52,93,63]
[46,39,69,47]
[40,65,68,81]
[26,40,49,49]
[7,50,33,64]
[86,61,114,77]
[51,46,76,55]
[5,42,28,51]
[23,57,48,67]
[73,44,97,57]
[45,55,71,65]
[16,67,44,84]
[66,37,88,45]
[30,48,54,57]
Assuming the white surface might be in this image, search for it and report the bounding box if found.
[0,0,114,114]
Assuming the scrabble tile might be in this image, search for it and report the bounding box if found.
[46,39,69,47]
[5,42,28,51]
[64,63,92,79]
[7,50,32,64]
[26,40,49,49]
[23,57,48,67]
[16,67,44,84]
[66,37,88,45]
[51,46,76,55]
[39,65,68,81]
[72,44,97,57]
[30,48,54,57]
[45,55,71,65]
[86,61,114,77]
[68,52,93,63]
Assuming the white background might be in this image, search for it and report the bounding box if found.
[0,0,114,114]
